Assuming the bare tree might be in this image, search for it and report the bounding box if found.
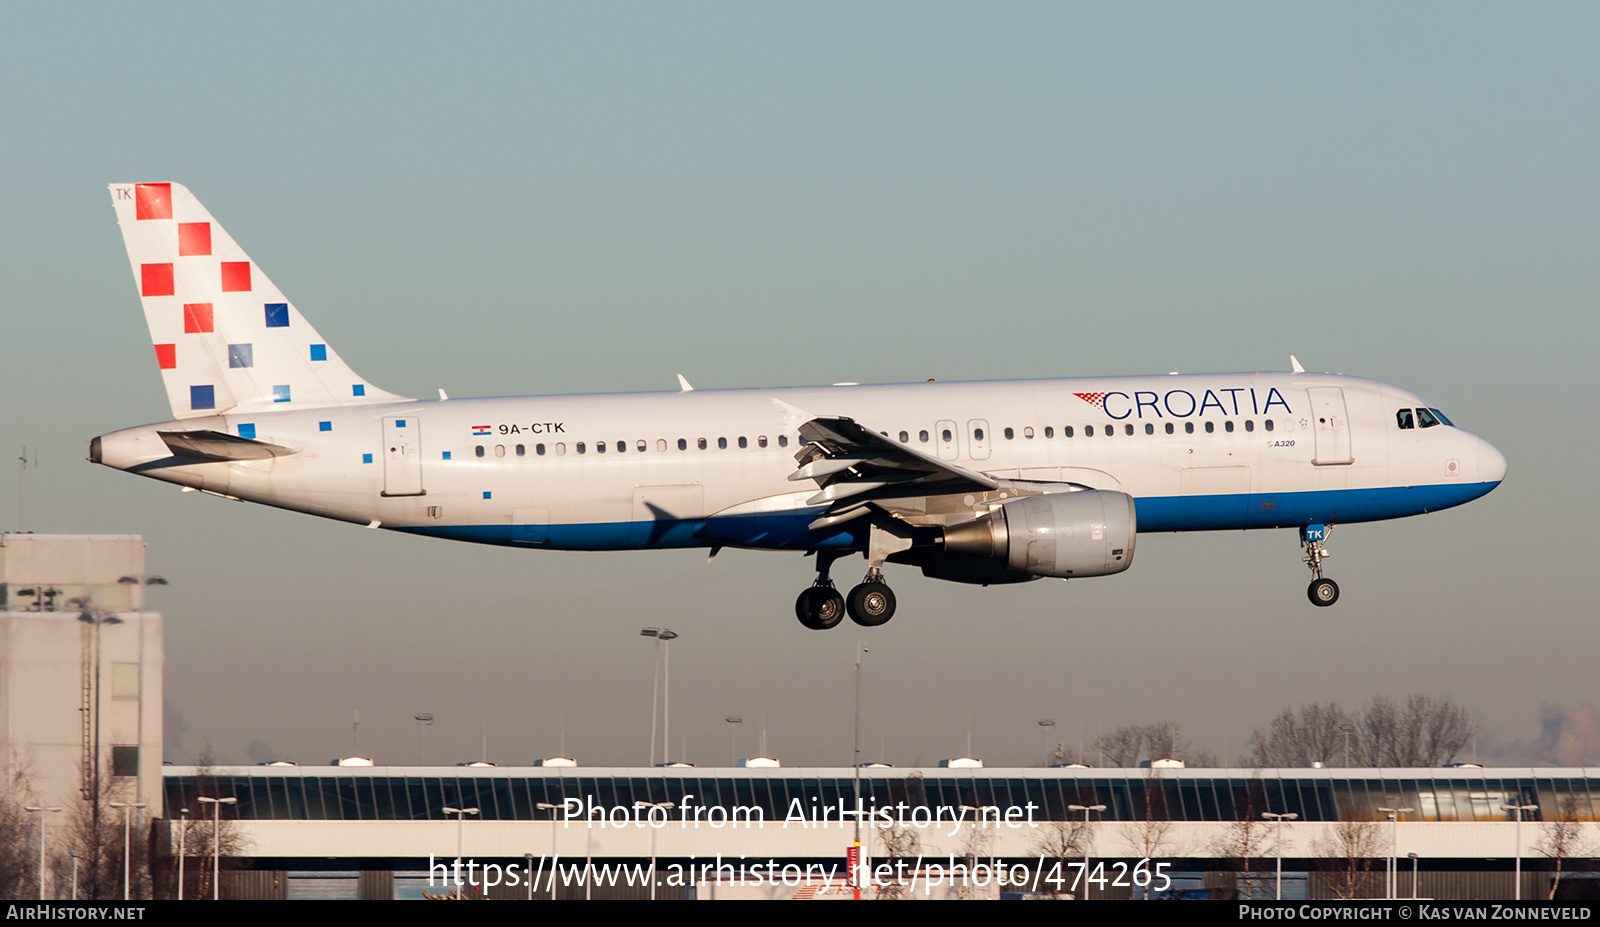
[1357,695,1472,767]
[1211,777,1276,900]
[1247,703,1352,767]
[1094,726,1144,767]
[1030,817,1089,899]
[1093,721,1216,768]
[62,756,146,900]
[0,761,38,899]
[1249,695,1472,768]
[1535,797,1597,900]
[1121,769,1184,865]
[1311,820,1383,899]
[177,746,247,900]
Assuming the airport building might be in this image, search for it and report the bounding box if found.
[0,534,164,824]
[162,762,1600,900]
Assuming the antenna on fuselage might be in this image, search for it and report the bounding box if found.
[677,374,694,392]
[1290,355,1306,374]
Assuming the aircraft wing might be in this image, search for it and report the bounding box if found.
[791,417,999,527]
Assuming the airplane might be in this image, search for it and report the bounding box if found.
[90,183,1507,630]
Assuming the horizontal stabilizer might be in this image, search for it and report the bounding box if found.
[158,430,295,462]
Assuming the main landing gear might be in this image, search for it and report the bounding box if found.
[795,553,898,630]
[1301,524,1340,607]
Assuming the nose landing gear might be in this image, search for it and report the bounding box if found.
[1302,524,1340,607]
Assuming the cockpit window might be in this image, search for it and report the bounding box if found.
[1396,409,1414,430]
[1429,408,1454,426]
[1416,408,1442,429]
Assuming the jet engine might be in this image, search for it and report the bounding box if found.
[937,489,1136,580]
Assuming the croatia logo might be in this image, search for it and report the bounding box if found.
[1073,392,1107,409]
[472,425,492,435]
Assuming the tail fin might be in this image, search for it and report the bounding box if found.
[108,182,410,419]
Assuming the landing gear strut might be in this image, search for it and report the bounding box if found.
[795,552,845,630]
[1301,524,1340,607]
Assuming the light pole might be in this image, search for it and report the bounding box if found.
[197,796,236,900]
[853,642,867,900]
[69,850,80,901]
[1339,723,1355,766]
[1408,852,1420,900]
[1377,806,1413,900]
[415,712,434,764]
[1038,719,1057,765]
[1068,804,1106,900]
[639,628,678,765]
[442,805,480,895]
[24,805,62,899]
[1500,802,1538,901]
[107,800,147,900]
[634,801,674,901]
[726,716,743,766]
[537,802,563,900]
[177,807,190,900]
[1262,812,1299,900]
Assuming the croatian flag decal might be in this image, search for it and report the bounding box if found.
[472,425,492,435]
[1073,392,1107,409]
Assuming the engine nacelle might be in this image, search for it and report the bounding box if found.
[941,490,1136,579]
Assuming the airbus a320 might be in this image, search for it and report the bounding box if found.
[91,183,1507,629]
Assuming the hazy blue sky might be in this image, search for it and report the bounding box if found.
[2,3,1596,769]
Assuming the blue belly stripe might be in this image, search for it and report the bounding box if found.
[398,481,1500,551]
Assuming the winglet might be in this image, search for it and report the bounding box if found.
[677,374,694,392]
[1290,355,1305,374]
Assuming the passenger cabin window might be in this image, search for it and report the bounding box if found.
[1004,427,1014,440]
[920,430,930,443]
[475,445,485,457]
[555,443,566,455]
[637,440,647,452]
[576,442,586,454]
[495,445,506,457]
[615,441,625,453]
[759,436,768,447]
[516,444,526,456]
[718,437,727,449]
[1244,420,1254,432]
[678,438,688,450]
[899,431,909,443]
[596,441,606,453]
[1185,422,1194,434]
[778,435,788,447]
[1397,409,1415,430]
[698,438,707,450]
[656,439,667,451]
[973,427,985,441]
[738,436,747,448]
[1265,420,1275,432]
[1044,427,1053,438]
[942,428,953,442]
[1104,425,1113,436]
[1064,426,1074,437]
[1165,423,1174,434]
[1205,421,1215,434]
[1024,426,1034,439]
[1224,421,1234,433]
[1083,426,1093,438]
[1124,424,1134,435]
[536,444,546,455]
[1145,423,1154,435]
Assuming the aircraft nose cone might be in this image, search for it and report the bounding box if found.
[1478,437,1507,485]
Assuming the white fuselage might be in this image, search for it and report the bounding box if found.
[93,372,1505,554]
